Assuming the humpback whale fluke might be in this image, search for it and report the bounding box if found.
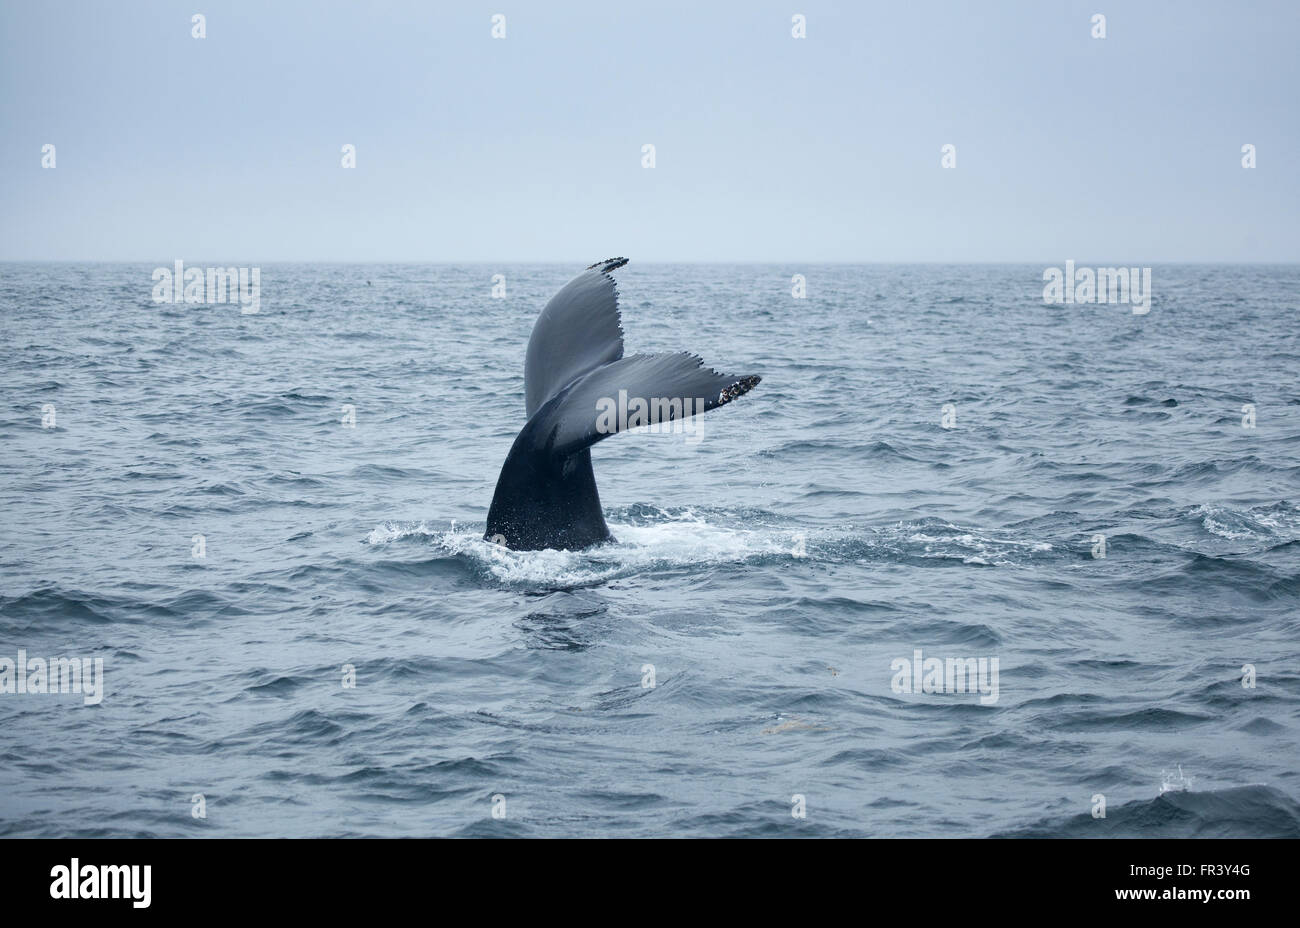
[484,259,761,551]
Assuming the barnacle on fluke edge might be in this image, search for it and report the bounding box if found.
[719,375,762,406]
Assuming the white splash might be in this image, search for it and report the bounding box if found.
[1159,764,1193,795]
[366,512,795,587]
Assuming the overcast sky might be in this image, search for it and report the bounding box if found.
[1,0,1296,262]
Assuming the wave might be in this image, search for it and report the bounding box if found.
[995,784,1300,838]
[1188,501,1300,542]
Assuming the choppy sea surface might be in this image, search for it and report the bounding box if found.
[1,262,1298,838]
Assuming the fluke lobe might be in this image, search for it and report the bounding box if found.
[485,258,761,551]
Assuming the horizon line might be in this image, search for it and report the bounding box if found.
[3,259,1298,266]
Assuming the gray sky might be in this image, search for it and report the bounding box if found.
[1,0,1296,262]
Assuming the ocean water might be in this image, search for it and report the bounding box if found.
[1,262,1298,838]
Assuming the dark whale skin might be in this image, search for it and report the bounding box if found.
[485,258,760,551]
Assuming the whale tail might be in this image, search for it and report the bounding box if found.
[485,259,760,551]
